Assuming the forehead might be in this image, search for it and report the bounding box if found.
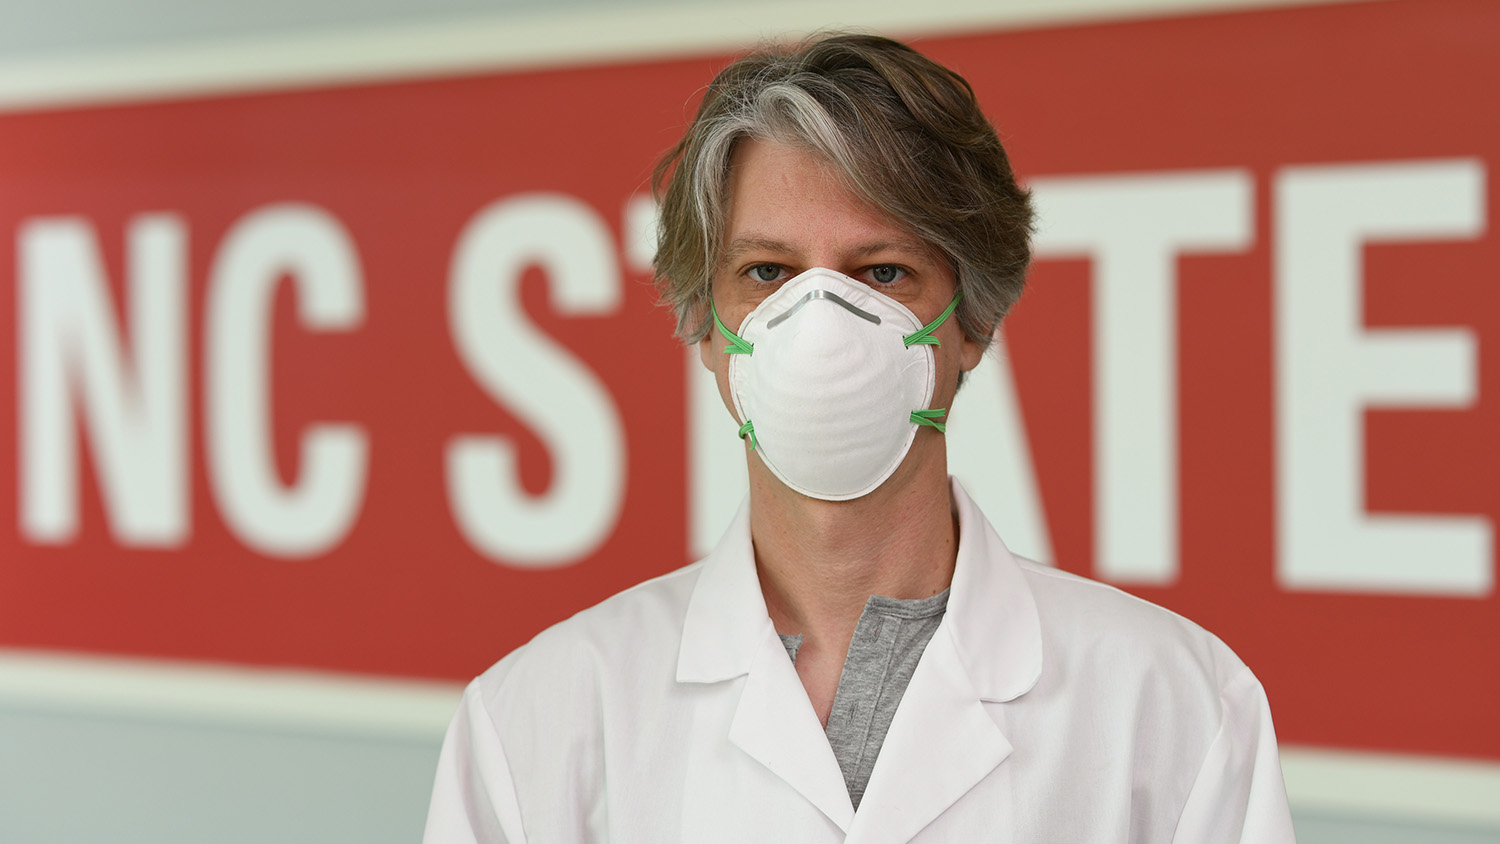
[722,138,929,258]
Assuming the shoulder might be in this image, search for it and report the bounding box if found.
[435,561,707,839]
[472,562,704,717]
[1009,556,1251,720]
[998,555,1274,792]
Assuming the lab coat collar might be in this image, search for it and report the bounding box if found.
[676,497,766,683]
[677,499,857,828]
[676,477,1044,701]
[944,476,1044,702]
[675,479,1043,838]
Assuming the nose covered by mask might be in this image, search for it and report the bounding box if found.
[713,267,961,501]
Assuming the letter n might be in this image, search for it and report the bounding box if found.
[18,214,188,546]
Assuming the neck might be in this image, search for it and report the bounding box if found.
[748,437,958,643]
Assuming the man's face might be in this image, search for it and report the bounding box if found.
[699,138,984,492]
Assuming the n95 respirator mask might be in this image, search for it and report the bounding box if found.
[712,267,961,501]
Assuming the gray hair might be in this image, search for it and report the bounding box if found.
[653,33,1034,346]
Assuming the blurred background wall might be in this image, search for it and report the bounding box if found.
[1,0,1497,841]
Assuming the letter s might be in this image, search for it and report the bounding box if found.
[445,194,626,567]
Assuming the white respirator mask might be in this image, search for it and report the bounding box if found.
[713,267,961,501]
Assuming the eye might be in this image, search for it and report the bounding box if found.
[748,264,785,283]
[867,265,906,285]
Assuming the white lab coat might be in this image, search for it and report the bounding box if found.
[424,480,1296,843]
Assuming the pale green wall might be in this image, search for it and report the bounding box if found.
[0,705,441,844]
[4,702,1499,843]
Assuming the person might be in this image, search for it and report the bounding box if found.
[424,33,1296,843]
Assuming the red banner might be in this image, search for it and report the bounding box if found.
[2,0,1496,762]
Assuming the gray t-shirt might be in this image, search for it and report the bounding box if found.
[777,589,950,810]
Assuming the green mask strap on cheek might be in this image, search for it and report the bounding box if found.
[902,289,964,348]
[712,301,754,355]
[738,419,758,450]
[910,408,948,434]
[904,290,963,434]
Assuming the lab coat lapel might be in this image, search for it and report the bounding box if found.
[677,501,765,685]
[846,480,1044,843]
[845,628,1012,844]
[941,479,1044,704]
[677,500,855,832]
[677,482,1043,840]
[728,631,856,832]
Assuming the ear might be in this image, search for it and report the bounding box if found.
[698,329,718,372]
[958,330,987,374]
[694,297,719,372]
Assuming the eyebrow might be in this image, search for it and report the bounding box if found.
[848,239,933,261]
[723,236,798,266]
[722,234,935,266]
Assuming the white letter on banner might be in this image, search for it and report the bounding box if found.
[622,193,747,559]
[19,214,187,545]
[686,348,748,559]
[1276,160,1491,595]
[205,204,368,558]
[946,336,1055,564]
[1031,171,1252,585]
[446,194,625,567]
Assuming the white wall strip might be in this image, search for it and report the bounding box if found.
[1281,746,1500,827]
[0,648,463,740]
[0,0,1369,113]
[2,648,1497,824]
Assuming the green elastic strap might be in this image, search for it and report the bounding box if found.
[903,290,964,348]
[910,408,948,434]
[738,419,758,450]
[712,301,754,355]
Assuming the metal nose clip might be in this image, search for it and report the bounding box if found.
[766,288,882,330]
